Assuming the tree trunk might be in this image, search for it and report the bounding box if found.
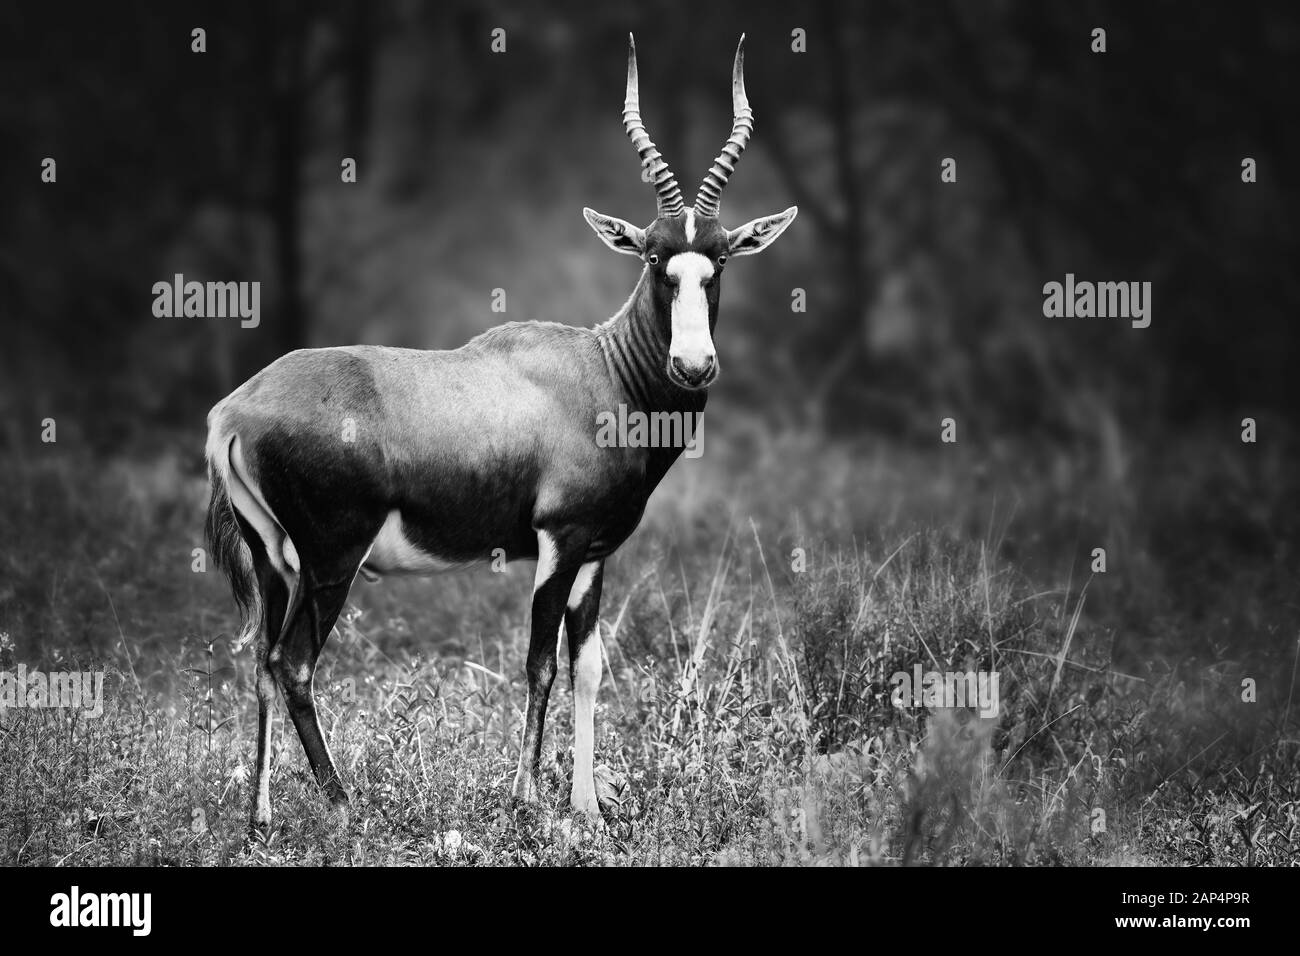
[268,15,307,361]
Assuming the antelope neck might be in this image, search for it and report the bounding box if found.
[596,267,707,416]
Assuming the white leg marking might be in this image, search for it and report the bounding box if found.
[568,560,602,816]
[253,768,272,825]
[568,561,600,611]
[571,622,602,817]
[513,755,538,803]
[253,633,275,826]
[533,531,559,595]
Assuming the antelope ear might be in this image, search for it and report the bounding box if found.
[726,206,798,256]
[583,207,646,256]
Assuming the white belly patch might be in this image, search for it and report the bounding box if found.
[362,510,464,576]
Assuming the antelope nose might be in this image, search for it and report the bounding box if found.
[672,355,716,388]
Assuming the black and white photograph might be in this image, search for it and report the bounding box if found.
[0,0,1296,929]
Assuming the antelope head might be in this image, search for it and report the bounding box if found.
[584,35,798,391]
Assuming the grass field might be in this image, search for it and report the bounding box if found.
[1,423,1297,866]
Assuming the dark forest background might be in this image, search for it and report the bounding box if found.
[1,0,1296,454]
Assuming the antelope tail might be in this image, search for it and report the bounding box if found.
[205,443,261,652]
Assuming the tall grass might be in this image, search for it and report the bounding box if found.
[0,426,1297,865]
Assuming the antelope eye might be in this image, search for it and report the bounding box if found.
[717,254,728,266]
[647,253,660,265]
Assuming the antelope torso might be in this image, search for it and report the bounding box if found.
[206,326,694,578]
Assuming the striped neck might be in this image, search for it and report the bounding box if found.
[596,268,708,417]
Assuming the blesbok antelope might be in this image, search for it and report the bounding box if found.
[205,34,797,828]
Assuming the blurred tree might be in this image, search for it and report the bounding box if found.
[0,0,1295,454]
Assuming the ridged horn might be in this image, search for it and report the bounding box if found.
[623,34,685,219]
[693,34,753,219]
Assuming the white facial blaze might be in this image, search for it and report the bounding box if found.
[665,252,715,371]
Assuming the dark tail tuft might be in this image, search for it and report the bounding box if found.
[205,458,261,649]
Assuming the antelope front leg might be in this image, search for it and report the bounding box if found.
[565,560,604,818]
[513,529,587,804]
